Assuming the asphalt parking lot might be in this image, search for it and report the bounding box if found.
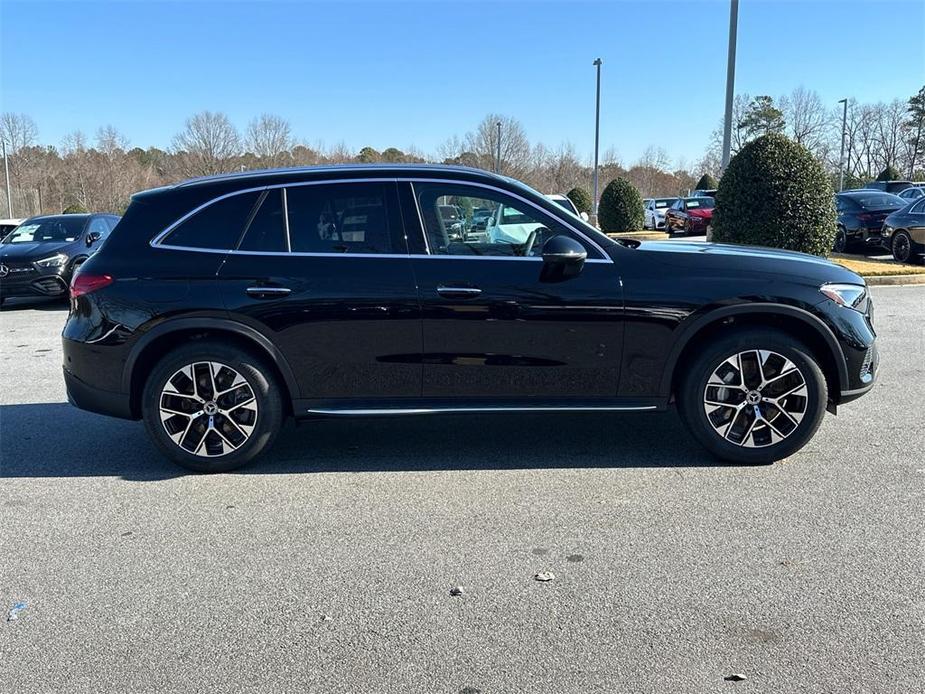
[1,288,923,693]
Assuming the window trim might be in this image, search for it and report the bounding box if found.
[150,177,613,263]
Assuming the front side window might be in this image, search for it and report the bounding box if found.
[163,191,261,249]
[414,182,586,258]
[286,182,399,254]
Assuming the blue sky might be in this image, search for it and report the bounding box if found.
[1,0,923,166]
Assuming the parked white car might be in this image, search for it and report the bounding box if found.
[545,194,589,221]
[0,218,24,238]
[896,185,924,202]
[644,198,677,230]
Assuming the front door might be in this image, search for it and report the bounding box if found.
[218,181,421,408]
[403,181,624,402]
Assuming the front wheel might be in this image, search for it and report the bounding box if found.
[677,329,827,464]
[142,341,284,472]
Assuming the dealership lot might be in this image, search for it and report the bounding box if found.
[1,288,923,693]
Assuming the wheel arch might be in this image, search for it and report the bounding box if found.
[123,318,299,418]
[663,304,849,404]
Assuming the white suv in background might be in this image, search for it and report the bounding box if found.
[644,198,677,230]
[545,194,589,221]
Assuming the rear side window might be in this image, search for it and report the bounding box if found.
[163,191,261,249]
[286,182,399,254]
[239,190,287,252]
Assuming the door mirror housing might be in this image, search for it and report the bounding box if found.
[541,235,587,280]
[86,231,102,247]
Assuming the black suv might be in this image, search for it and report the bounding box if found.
[63,165,878,472]
[0,213,120,305]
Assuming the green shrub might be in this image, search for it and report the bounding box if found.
[712,133,835,256]
[695,173,718,190]
[62,202,88,214]
[565,186,592,215]
[598,178,644,232]
[876,164,902,181]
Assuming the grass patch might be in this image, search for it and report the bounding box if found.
[829,254,924,277]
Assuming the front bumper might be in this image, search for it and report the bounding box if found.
[0,267,69,298]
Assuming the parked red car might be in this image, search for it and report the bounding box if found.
[665,196,715,236]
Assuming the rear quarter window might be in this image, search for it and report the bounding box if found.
[163,191,261,249]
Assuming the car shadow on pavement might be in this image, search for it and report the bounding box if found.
[0,297,69,311]
[0,402,723,480]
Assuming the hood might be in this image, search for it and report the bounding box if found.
[633,240,863,285]
[0,240,74,261]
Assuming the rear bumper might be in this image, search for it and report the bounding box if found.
[63,367,134,420]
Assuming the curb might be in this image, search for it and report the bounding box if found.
[862,273,925,286]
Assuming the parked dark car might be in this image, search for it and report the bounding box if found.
[863,180,913,194]
[881,198,925,264]
[664,196,715,236]
[64,165,877,472]
[691,189,717,198]
[834,190,906,253]
[0,213,120,305]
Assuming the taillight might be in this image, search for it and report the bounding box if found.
[857,212,876,223]
[70,273,113,298]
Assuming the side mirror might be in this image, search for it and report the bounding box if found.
[86,231,101,247]
[541,235,587,280]
[580,211,590,222]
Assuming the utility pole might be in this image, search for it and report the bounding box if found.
[592,57,603,226]
[838,98,848,191]
[1,138,12,218]
[495,121,502,174]
[720,0,739,170]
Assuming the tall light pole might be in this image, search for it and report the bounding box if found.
[720,0,739,170]
[495,121,502,174]
[1,138,12,218]
[838,98,848,191]
[592,57,602,226]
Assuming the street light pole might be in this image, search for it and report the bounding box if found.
[838,98,848,191]
[720,0,739,170]
[495,121,501,174]
[1,138,12,218]
[592,57,602,226]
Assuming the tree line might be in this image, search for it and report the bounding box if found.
[1,84,922,218]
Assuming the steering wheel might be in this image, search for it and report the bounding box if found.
[522,226,549,257]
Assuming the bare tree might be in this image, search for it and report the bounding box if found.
[245,113,293,168]
[464,114,531,176]
[0,113,40,214]
[781,87,830,155]
[172,111,241,177]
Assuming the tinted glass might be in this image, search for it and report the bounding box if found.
[164,191,261,249]
[910,199,925,214]
[415,182,586,258]
[286,183,397,254]
[239,190,287,252]
[654,198,675,208]
[2,217,85,244]
[684,198,714,209]
[850,192,904,208]
[88,217,110,236]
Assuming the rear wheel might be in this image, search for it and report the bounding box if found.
[891,230,920,264]
[142,341,284,472]
[677,329,827,464]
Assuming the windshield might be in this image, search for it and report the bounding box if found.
[655,198,676,208]
[551,197,579,215]
[685,198,715,209]
[1,217,85,244]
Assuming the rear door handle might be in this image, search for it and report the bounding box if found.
[436,285,482,299]
[245,286,292,299]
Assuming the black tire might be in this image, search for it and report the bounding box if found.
[832,227,847,254]
[677,328,827,465]
[891,230,920,264]
[142,341,284,472]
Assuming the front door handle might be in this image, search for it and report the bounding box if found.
[436,285,482,299]
[245,286,292,299]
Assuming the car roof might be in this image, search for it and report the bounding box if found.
[173,164,509,190]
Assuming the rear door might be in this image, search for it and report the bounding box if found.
[402,180,624,402]
[218,180,422,408]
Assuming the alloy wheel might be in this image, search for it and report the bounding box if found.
[159,361,258,457]
[893,232,911,263]
[702,350,808,448]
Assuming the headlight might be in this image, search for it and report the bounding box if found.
[34,253,69,268]
[820,283,868,312]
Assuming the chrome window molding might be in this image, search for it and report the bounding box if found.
[149,176,614,263]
